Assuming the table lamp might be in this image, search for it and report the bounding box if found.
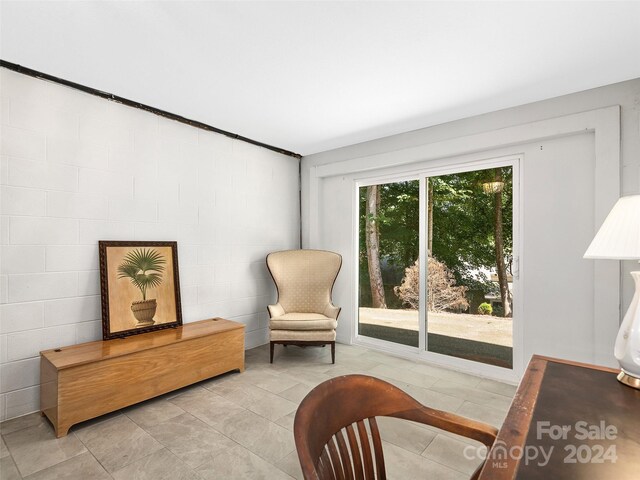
[584,194,640,389]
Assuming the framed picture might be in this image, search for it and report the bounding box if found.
[99,241,183,339]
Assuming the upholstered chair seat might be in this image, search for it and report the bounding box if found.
[269,313,337,331]
[266,249,342,363]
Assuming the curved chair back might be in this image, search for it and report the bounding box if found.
[294,375,498,480]
[267,250,342,314]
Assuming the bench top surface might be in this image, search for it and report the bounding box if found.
[41,318,244,369]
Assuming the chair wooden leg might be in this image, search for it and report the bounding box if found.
[331,342,335,364]
[270,342,274,363]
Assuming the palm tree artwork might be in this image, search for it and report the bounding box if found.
[117,248,166,327]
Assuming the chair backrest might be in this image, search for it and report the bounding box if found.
[294,375,498,480]
[267,249,342,314]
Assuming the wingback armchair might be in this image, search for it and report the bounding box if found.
[266,249,342,364]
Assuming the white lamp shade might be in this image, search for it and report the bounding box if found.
[584,195,640,260]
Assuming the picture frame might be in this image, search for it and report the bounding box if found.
[99,241,183,340]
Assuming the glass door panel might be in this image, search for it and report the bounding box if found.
[426,167,514,368]
[357,180,419,347]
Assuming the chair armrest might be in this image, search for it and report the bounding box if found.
[402,407,498,448]
[323,303,341,320]
[268,303,285,318]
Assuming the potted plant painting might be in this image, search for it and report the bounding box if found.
[117,248,166,327]
[99,241,182,339]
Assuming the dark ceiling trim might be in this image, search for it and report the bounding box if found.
[0,59,302,159]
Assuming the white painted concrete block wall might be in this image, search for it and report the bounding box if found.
[0,69,300,421]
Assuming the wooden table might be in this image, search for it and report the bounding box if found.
[478,355,640,479]
[41,318,244,437]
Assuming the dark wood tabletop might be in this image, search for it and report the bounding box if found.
[478,355,640,479]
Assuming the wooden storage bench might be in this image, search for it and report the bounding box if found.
[40,318,244,437]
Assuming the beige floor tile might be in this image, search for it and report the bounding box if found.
[282,361,335,376]
[430,379,513,411]
[421,433,484,475]
[275,450,303,480]
[338,354,381,371]
[0,412,45,436]
[3,423,86,477]
[376,416,437,454]
[277,383,313,404]
[196,444,293,480]
[74,414,163,473]
[334,342,367,353]
[0,343,511,479]
[456,401,506,429]
[274,411,296,432]
[252,363,294,375]
[476,377,518,397]
[216,409,295,463]
[0,456,22,480]
[200,373,246,392]
[279,369,333,388]
[23,451,110,480]
[111,448,200,480]
[218,368,279,386]
[208,382,270,408]
[169,387,246,431]
[164,383,216,401]
[410,363,483,387]
[124,398,185,429]
[1,436,9,459]
[252,373,299,394]
[68,411,123,433]
[145,413,236,469]
[370,364,438,388]
[325,365,380,378]
[334,342,369,355]
[207,368,295,395]
[246,391,298,422]
[382,441,467,480]
[365,351,417,369]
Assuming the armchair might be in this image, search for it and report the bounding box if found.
[294,375,498,479]
[266,249,342,363]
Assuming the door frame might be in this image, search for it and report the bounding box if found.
[353,155,522,382]
[307,106,620,383]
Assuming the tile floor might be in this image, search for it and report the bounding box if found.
[0,343,517,479]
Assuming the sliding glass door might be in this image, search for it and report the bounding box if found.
[426,166,514,368]
[357,180,420,347]
[356,160,517,372]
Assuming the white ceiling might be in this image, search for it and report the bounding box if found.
[1,1,640,156]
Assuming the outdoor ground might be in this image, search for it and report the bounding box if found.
[358,308,513,368]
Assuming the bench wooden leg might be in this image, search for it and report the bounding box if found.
[331,342,335,364]
[270,341,275,363]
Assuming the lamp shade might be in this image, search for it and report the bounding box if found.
[584,195,640,260]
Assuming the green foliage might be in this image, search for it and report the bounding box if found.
[117,248,165,301]
[357,167,513,308]
[359,181,420,268]
[359,181,419,308]
[478,302,493,315]
[430,167,513,292]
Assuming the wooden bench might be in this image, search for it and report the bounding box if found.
[40,318,244,437]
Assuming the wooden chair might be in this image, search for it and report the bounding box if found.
[294,374,498,480]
